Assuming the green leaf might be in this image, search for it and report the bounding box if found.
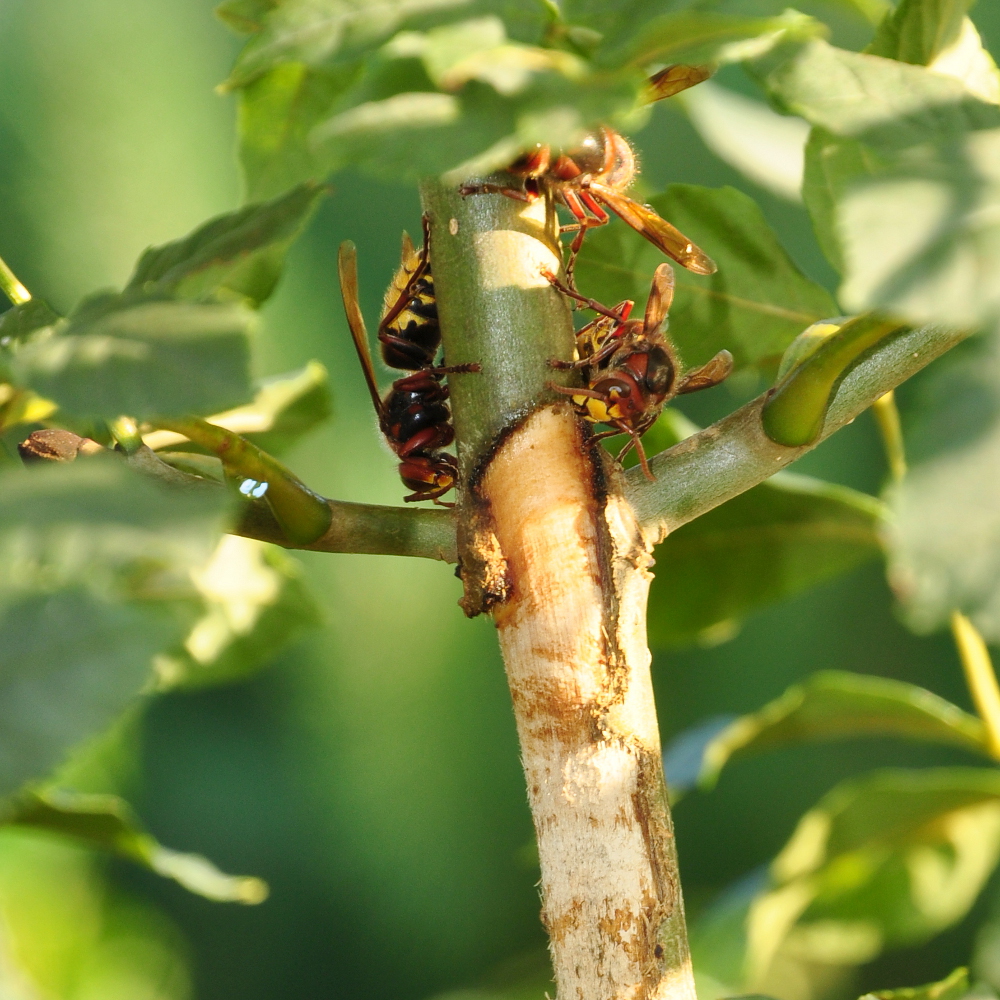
[206,360,332,455]
[222,0,471,90]
[757,38,1000,146]
[12,294,254,420]
[696,671,989,789]
[216,0,277,35]
[866,0,970,64]
[126,183,325,308]
[689,869,764,998]
[748,768,1000,980]
[238,63,357,201]
[145,362,331,459]
[861,967,970,1000]
[0,299,59,344]
[595,9,827,72]
[0,458,227,797]
[575,184,837,371]
[682,80,810,202]
[885,331,1000,639]
[647,471,883,648]
[310,58,638,185]
[6,788,267,903]
[760,39,1000,330]
[153,535,321,691]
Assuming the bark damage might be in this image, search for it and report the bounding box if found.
[481,404,695,1000]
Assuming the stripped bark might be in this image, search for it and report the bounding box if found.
[483,405,694,1000]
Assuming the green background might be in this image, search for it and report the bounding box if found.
[1,2,998,997]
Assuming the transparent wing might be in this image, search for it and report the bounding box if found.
[337,241,384,416]
[643,263,675,334]
[677,350,733,394]
[645,64,712,103]
[590,184,717,276]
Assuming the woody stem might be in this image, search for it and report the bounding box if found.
[421,176,696,1000]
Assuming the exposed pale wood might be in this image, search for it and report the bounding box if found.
[484,405,694,1000]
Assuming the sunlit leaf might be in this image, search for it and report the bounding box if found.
[126,183,325,308]
[11,294,254,420]
[384,16,586,94]
[747,769,1000,982]
[682,80,810,202]
[153,535,321,691]
[221,0,831,191]
[142,361,330,458]
[311,69,638,185]
[575,184,836,371]
[238,62,356,200]
[216,0,277,35]
[760,38,1000,331]
[5,788,267,903]
[886,331,1000,639]
[222,0,470,90]
[648,471,883,648]
[595,9,826,72]
[866,0,984,79]
[0,830,192,999]
[0,458,227,798]
[695,671,989,789]
[861,967,971,1000]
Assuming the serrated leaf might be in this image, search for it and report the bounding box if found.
[886,331,1000,639]
[748,769,1000,980]
[757,38,1000,146]
[575,184,836,371]
[6,788,267,903]
[597,9,827,72]
[11,294,254,420]
[126,183,324,308]
[385,16,587,95]
[222,0,470,90]
[0,458,227,797]
[695,671,989,789]
[153,535,321,691]
[862,967,971,1000]
[648,470,883,648]
[311,68,638,184]
[760,39,1000,330]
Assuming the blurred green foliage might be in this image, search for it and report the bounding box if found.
[3,1,1000,1000]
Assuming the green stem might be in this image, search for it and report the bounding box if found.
[234,493,457,561]
[419,177,576,481]
[421,181,698,1000]
[871,390,907,483]
[628,322,967,538]
[109,416,145,455]
[951,611,1000,761]
[151,416,331,546]
[133,434,458,560]
[0,254,31,306]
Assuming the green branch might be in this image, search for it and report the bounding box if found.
[627,323,967,538]
[133,442,456,560]
[233,493,457,562]
[419,177,576,481]
[50,427,459,562]
[0,253,31,306]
